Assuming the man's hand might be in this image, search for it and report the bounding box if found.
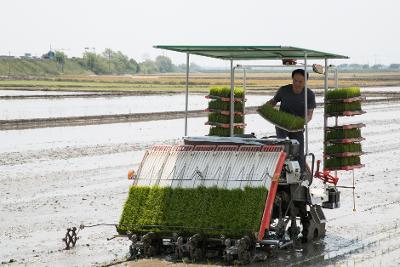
[266,99,277,107]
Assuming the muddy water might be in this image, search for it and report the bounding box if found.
[1,87,396,121]
[0,90,93,96]
[1,92,400,266]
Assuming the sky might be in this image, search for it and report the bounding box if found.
[1,0,399,67]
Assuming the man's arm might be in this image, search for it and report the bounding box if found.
[307,109,314,122]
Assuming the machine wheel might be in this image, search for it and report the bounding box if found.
[237,236,253,265]
[142,232,161,257]
[188,234,204,262]
[302,215,326,242]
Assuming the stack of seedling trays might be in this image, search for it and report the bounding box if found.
[324,87,365,171]
[257,103,305,132]
[206,86,245,137]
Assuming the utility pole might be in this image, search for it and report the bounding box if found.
[108,50,111,74]
[8,51,11,78]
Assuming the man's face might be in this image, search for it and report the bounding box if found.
[292,73,305,93]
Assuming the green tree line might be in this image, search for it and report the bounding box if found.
[52,49,202,75]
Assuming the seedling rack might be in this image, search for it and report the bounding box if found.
[206,87,246,136]
[323,87,365,179]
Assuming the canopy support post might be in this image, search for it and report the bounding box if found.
[184,53,190,136]
[304,53,308,155]
[230,59,234,137]
[323,58,329,169]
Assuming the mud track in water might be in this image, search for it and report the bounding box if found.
[1,92,400,130]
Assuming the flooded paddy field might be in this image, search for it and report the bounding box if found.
[1,88,400,266]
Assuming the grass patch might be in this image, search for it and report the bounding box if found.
[118,186,268,238]
[325,156,361,169]
[208,99,243,111]
[325,143,362,154]
[257,103,305,130]
[326,102,362,113]
[209,126,244,137]
[326,129,362,140]
[209,86,244,98]
[326,87,361,100]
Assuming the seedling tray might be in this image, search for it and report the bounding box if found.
[325,96,365,104]
[205,108,244,116]
[325,164,365,171]
[325,137,365,144]
[326,110,366,117]
[326,123,365,131]
[260,116,304,132]
[257,103,305,132]
[325,151,365,158]
[118,186,268,238]
[206,95,245,102]
[205,121,246,128]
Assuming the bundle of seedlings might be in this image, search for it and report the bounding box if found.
[326,128,362,140]
[325,143,362,154]
[118,186,268,238]
[208,99,244,112]
[209,86,244,98]
[325,156,361,169]
[257,103,305,131]
[326,102,362,114]
[208,113,243,124]
[209,126,244,137]
[326,87,361,100]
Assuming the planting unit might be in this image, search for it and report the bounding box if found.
[64,46,359,265]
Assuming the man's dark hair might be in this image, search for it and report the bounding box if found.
[292,69,309,79]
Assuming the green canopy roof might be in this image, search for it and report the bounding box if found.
[154,45,348,60]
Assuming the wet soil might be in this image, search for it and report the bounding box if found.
[1,91,400,266]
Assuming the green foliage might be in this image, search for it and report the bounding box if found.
[102,49,138,74]
[326,128,362,140]
[209,127,244,137]
[326,87,361,100]
[325,156,361,169]
[208,100,243,111]
[208,113,243,123]
[257,103,305,130]
[118,186,268,238]
[155,55,175,73]
[325,143,362,154]
[326,102,362,113]
[138,59,159,74]
[0,58,89,76]
[209,86,244,98]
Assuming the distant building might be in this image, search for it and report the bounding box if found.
[42,50,55,60]
[21,53,32,59]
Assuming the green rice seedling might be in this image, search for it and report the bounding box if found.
[209,126,244,137]
[209,86,244,98]
[325,143,362,154]
[208,113,243,124]
[257,103,305,131]
[118,186,268,238]
[208,100,243,111]
[325,156,361,169]
[326,128,362,140]
[326,87,361,100]
[326,102,362,114]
